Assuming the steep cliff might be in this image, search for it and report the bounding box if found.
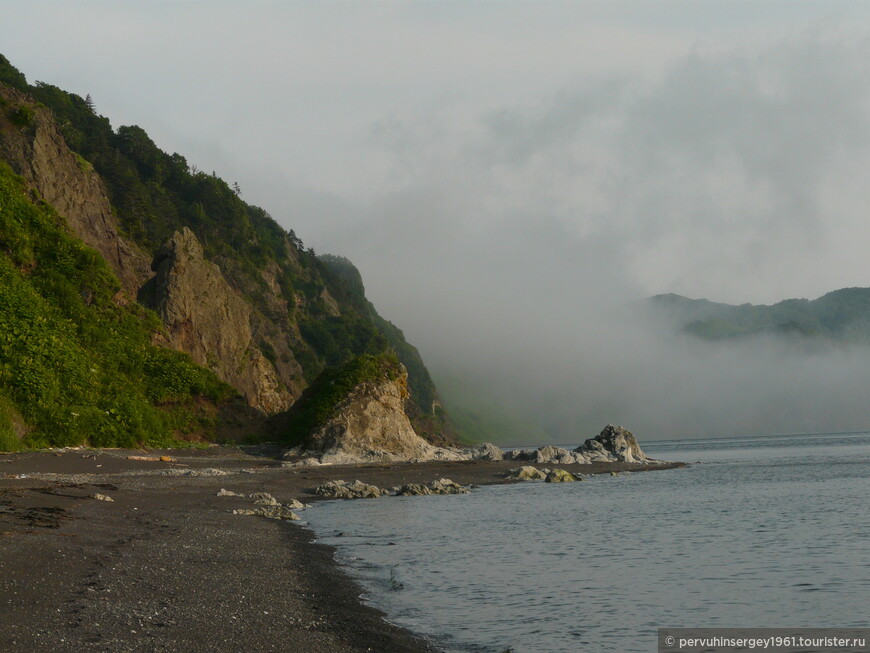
[0,84,151,296]
[141,227,294,414]
[0,54,454,443]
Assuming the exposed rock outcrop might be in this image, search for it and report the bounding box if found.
[143,228,292,414]
[0,86,152,295]
[574,424,651,463]
[505,425,657,465]
[545,469,577,483]
[285,366,465,464]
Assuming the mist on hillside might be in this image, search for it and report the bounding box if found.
[286,34,870,443]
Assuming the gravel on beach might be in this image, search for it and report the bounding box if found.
[0,447,684,652]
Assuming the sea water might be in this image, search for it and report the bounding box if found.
[303,433,870,652]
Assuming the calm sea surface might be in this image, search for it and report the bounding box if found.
[303,433,870,652]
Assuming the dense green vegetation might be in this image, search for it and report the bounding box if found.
[0,396,18,452]
[277,353,401,447]
[0,163,233,450]
[651,289,870,344]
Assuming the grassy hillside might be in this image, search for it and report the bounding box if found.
[0,162,233,450]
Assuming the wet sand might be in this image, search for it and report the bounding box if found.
[0,447,685,652]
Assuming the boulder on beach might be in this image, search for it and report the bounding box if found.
[503,449,535,462]
[535,446,577,465]
[251,492,280,506]
[463,442,504,461]
[395,478,470,496]
[545,469,576,483]
[233,505,300,521]
[315,479,385,499]
[504,446,577,465]
[506,466,549,481]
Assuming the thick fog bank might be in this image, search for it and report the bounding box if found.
[430,315,870,443]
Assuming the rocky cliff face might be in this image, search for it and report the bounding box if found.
[142,228,294,414]
[0,86,151,296]
[285,366,463,464]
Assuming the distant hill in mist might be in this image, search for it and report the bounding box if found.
[650,287,870,344]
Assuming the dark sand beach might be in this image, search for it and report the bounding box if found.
[0,447,684,652]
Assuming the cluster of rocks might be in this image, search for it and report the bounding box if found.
[158,467,229,477]
[314,477,471,500]
[504,425,657,465]
[314,480,385,499]
[394,478,471,496]
[506,466,584,482]
[284,424,657,467]
[218,489,307,521]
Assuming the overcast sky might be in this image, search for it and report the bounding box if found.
[4,1,870,440]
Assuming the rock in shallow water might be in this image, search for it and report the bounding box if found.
[545,469,576,483]
[395,478,470,496]
[506,466,549,481]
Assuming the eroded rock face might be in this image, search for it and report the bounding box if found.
[574,424,650,463]
[145,228,292,414]
[0,86,152,295]
[288,369,466,464]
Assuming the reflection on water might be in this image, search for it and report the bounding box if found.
[305,432,870,653]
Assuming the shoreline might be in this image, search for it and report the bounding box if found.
[0,447,685,652]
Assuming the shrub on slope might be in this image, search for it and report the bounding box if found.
[0,163,233,449]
